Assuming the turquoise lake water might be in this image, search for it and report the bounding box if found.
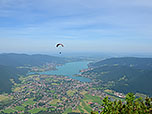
[30,61,91,82]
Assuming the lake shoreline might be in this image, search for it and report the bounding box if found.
[28,61,91,82]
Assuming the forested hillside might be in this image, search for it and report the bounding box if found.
[0,65,28,93]
[84,57,152,96]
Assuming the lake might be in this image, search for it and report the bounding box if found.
[29,61,91,82]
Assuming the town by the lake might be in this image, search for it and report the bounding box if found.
[0,62,126,114]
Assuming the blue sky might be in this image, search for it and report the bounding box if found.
[0,0,152,55]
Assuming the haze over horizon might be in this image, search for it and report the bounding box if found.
[0,0,152,55]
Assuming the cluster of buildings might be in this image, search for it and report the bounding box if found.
[2,74,106,113]
[1,73,126,114]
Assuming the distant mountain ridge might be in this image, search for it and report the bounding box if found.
[91,57,152,70]
[86,57,152,96]
[0,53,68,67]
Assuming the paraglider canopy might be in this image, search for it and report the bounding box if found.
[56,43,64,47]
